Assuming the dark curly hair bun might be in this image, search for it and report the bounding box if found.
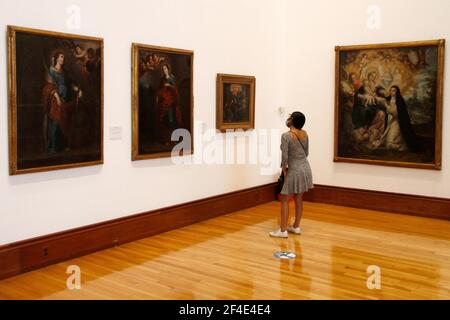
[291,111,306,129]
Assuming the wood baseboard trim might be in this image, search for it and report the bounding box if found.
[0,183,278,281]
[304,184,450,220]
[1,182,448,281]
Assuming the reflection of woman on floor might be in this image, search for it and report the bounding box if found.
[42,52,82,155]
[384,86,418,152]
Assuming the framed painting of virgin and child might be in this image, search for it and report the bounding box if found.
[334,40,445,170]
[8,26,103,175]
[132,43,194,160]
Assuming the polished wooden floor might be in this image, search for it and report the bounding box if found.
[1,201,450,300]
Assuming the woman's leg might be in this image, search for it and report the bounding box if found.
[293,193,304,228]
[280,194,290,232]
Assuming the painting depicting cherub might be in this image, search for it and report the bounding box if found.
[132,44,193,160]
[334,40,445,170]
[7,26,103,175]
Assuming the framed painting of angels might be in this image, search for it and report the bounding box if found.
[132,43,194,160]
[8,26,103,175]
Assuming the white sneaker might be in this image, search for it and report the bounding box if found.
[287,226,302,235]
[269,229,288,238]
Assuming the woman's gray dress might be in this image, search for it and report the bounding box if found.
[280,132,313,195]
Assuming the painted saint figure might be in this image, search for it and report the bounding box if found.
[156,64,182,144]
[351,84,387,147]
[224,84,248,123]
[42,52,82,155]
[385,86,419,151]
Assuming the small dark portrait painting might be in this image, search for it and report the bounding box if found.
[216,74,255,132]
[7,26,103,175]
[132,43,193,160]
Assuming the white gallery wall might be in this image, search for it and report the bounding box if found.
[0,0,449,245]
[286,0,450,198]
[0,0,288,244]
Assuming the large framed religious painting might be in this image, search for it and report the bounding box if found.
[132,43,194,160]
[334,40,445,170]
[216,74,255,132]
[7,26,103,175]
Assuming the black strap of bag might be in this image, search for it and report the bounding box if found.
[276,172,285,195]
[290,130,307,151]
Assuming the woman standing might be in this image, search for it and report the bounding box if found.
[270,112,313,238]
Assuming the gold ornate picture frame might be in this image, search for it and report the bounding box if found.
[132,43,194,160]
[8,26,104,175]
[334,40,445,170]
[216,74,255,132]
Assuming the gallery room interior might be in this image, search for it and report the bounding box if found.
[0,0,449,302]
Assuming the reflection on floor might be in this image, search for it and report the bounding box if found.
[1,201,450,300]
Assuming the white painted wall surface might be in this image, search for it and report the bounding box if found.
[286,0,450,198]
[0,0,288,244]
[0,0,449,244]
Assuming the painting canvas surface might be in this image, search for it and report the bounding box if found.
[335,41,444,169]
[222,83,251,124]
[9,27,103,174]
[216,74,255,132]
[133,45,193,159]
